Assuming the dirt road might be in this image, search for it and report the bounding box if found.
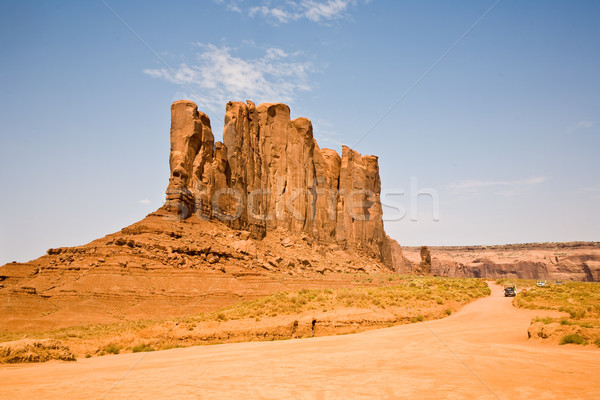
[1,283,598,399]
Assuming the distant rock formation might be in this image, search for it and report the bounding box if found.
[414,246,432,275]
[164,100,394,267]
[402,242,600,281]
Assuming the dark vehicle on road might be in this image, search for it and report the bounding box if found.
[503,285,516,297]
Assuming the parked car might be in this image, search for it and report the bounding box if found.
[537,280,546,287]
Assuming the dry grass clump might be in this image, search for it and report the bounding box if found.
[0,319,158,344]
[99,343,121,355]
[0,339,76,363]
[560,333,587,345]
[132,343,155,353]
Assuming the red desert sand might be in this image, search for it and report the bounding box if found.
[1,282,598,400]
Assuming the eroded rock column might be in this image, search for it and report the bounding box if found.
[164,99,395,268]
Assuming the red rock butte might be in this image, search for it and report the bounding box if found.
[163,99,403,269]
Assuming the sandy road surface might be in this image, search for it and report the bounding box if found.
[1,283,598,399]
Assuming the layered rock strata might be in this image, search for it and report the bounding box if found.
[402,242,600,281]
[164,100,393,266]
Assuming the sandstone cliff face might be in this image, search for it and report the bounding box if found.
[165,100,392,266]
[387,236,412,274]
[165,100,216,218]
[402,242,600,281]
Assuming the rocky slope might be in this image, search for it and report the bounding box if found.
[402,242,600,281]
[0,207,400,332]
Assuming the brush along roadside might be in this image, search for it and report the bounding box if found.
[502,280,600,346]
[1,276,490,363]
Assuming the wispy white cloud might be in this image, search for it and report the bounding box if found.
[218,0,242,13]
[139,198,151,205]
[446,176,547,197]
[144,43,313,113]
[577,120,594,129]
[218,0,364,24]
[581,186,600,192]
[566,120,594,133]
[580,186,600,199]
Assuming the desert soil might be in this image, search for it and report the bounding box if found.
[0,282,598,400]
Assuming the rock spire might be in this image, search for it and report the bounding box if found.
[164,100,393,266]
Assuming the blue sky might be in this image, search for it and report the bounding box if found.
[1,0,599,264]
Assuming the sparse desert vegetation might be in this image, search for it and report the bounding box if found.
[190,275,490,322]
[0,275,489,362]
[0,339,76,364]
[507,281,600,345]
[132,343,155,353]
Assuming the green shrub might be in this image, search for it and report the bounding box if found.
[410,315,424,323]
[132,343,154,353]
[104,343,120,354]
[559,334,587,345]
